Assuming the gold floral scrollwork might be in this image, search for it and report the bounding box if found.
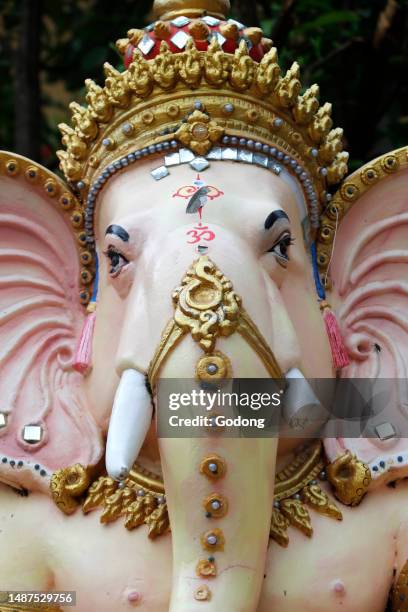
[230,40,254,91]
[85,79,113,123]
[127,50,154,97]
[318,127,344,165]
[81,470,169,539]
[124,493,157,530]
[175,111,224,156]
[99,485,137,524]
[50,463,91,515]
[152,42,177,89]
[270,507,290,547]
[145,502,170,538]
[172,255,241,353]
[178,39,202,88]
[292,84,320,125]
[280,498,313,537]
[301,483,342,520]
[270,441,345,547]
[204,38,230,86]
[59,124,88,160]
[274,62,301,108]
[82,475,118,513]
[51,444,345,547]
[148,256,284,389]
[308,102,333,144]
[104,63,131,108]
[326,451,371,506]
[56,150,82,182]
[256,47,280,95]
[327,150,349,185]
[69,102,98,141]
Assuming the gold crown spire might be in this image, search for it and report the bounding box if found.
[153,0,230,20]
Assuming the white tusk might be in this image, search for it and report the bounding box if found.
[106,369,153,481]
[282,368,329,436]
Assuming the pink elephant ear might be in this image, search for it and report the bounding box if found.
[0,152,103,494]
[318,147,408,487]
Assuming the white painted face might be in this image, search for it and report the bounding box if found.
[84,157,333,433]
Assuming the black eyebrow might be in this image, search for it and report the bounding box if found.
[105,225,129,242]
[264,210,290,230]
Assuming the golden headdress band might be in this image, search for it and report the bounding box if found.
[56,0,348,293]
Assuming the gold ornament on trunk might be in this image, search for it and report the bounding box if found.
[50,440,371,550]
[148,256,285,387]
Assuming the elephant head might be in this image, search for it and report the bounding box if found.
[1,0,408,610]
[0,147,334,610]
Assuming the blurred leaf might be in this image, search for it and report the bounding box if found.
[298,10,361,32]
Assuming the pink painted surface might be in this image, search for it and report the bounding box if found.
[0,174,103,492]
[325,168,408,484]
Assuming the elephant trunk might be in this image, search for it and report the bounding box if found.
[159,435,277,611]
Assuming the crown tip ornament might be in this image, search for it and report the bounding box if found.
[152,0,230,20]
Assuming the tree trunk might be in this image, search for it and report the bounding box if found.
[14,0,42,161]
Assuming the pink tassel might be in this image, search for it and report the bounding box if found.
[73,310,96,374]
[321,302,350,370]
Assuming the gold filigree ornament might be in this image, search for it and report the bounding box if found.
[57,41,347,189]
[271,440,343,547]
[326,450,371,506]
[51,460,169,538]
[50,463,91,515]
[50,439,355,549]
[147,255,285,388]
[175,110,224,155]
[58,41,344,184]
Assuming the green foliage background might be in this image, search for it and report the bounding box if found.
[1,0,407,173]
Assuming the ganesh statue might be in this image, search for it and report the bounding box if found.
[1,1,408,611]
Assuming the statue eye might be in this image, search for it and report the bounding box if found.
[104,247,129,277]
[268,232,294,266]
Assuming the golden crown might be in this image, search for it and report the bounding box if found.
[57,0,348,244]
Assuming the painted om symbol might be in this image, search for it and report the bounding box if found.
[186,223,216,244]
